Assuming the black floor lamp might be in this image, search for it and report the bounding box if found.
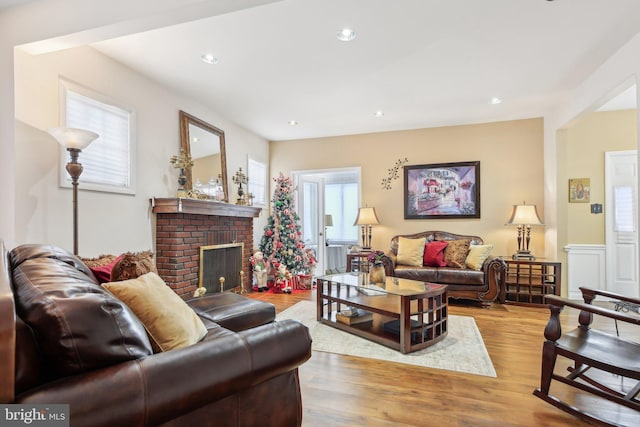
[48,128,99,255]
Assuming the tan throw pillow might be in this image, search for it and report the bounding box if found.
[465,244,494,270]
[396,237,427,267]
[110,251,158,282]
[103,272,208,352]
[443,239,471,268]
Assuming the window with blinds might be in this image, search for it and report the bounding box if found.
[325,181,358,243]
[60,80,136,194]
[247,158,267,205]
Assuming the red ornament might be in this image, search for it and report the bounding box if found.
[277,242,283,248]
[266,229,273,236]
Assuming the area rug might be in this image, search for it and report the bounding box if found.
[277,301,497,377]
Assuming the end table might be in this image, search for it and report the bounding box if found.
[500,258,562,306]
[346,251,371,273]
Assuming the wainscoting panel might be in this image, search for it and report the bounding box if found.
[564,244,606,300]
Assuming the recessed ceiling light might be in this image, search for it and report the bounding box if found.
[375,111,384,117]
[200,53,219,65]
[336,28,356,42]
[192,137,200,143]
[490,97,502,105]
[288,120,299,126]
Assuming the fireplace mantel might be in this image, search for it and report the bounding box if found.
[151,197,261,218]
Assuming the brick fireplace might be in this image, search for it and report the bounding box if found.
[151,197,261,298]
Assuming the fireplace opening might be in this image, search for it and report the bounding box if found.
[199,243,244,293]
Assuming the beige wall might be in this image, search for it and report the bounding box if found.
[559,109,637,245]
[270,118,544,257]
[14,46,269,256]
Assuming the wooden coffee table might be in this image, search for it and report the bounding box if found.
[316,273,448,354]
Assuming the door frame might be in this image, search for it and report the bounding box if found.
[292,167,361,275]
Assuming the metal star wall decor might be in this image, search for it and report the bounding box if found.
[381,157,408,190]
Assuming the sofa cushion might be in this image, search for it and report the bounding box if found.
[394,265,439,282]
[466,244,494,270]
[10,244,153,379]
[397,236,426,266]
[423,241,448,267]
[110,251,157,282]
[443,239,471,268]
[188,293,276,332]
[104,272,208,352]
[437,267,485,286]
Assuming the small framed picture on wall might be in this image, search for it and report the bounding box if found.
[569,178,590,203]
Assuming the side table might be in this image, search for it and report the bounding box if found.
[500,258,562,306]
[346,251,371,273]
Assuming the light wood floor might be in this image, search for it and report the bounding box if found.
[249,289,640,427]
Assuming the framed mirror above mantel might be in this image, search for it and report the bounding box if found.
[179,110,228,202]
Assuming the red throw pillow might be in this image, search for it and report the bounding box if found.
[89,255,123,283]
[423,241,448,267]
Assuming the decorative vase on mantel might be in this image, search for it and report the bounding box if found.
[369,262,386,285]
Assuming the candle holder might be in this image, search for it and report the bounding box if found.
[232,167,248,205]
[170,148,193,197]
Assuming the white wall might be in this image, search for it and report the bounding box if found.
[14,46,268,256]
[0,0,280,249]
[544,32,640,262]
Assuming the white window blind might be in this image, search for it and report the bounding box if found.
[614,186,636,232]
[325,182,358,243]
[247,158,267,205]
[61,80,135,194]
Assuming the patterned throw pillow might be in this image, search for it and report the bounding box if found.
[110,251,158,282]
[443,239,472,268]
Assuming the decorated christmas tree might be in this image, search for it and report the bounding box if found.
[259,173,312,280]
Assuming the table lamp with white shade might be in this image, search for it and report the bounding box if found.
[354,207,380,252]
[505,202,544,260]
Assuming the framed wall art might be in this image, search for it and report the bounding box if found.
[404,161,480,219]
[568,178,590,203]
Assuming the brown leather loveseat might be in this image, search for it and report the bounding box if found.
[384,231,506,307]
[0,242,312,427]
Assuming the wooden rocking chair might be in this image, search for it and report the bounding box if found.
[533,287,640,426]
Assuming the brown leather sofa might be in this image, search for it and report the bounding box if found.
[0,242,312,427]
[383,231,506,307]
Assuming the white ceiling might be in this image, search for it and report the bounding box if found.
[84,0,640,141]
[0,0,33,10]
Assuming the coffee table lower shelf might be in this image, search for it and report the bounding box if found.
[316,274,448,354]
[319,314,447,353]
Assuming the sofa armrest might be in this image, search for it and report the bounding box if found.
[382,253,396,277]
[16,319,311,427]
[480,257,506,303]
